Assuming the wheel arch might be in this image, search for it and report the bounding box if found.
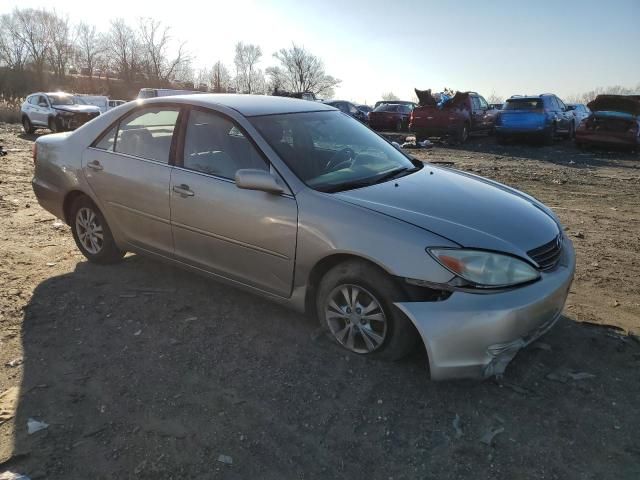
[62,189,90,225]
[304,253,398,315]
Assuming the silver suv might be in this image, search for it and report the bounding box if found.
[21,92,101,133]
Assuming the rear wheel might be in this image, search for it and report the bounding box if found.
[22,116,34,134]
[70,196,125,264]
[316,260,417,361]
[543,125,556,145]
[457,123,469,144]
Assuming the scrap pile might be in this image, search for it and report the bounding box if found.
[415,88,470,110]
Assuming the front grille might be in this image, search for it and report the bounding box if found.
[527,234,563,271]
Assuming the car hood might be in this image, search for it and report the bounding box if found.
[53,105,101,114]
[587,95,640,116]
[335,166,560,259]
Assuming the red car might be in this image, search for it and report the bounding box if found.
[368,103,414,131]
[410,89,497,143]
[575,95,640,152]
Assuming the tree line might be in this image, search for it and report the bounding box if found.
[0,7,341,100]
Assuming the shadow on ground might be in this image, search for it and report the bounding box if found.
[4,255,640,479]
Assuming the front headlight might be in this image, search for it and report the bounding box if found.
[428,248,540,288]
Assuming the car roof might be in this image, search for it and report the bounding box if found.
[144,93,336,117]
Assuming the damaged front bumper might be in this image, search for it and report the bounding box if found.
[395,239,575,381]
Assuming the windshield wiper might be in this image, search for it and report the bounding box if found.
[317,179,376,193]
[317,166,420,193]
[371,166,419,184]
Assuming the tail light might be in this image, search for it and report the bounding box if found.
[409,111,414,124]
[32,143,37,164]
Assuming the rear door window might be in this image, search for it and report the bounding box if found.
[115,107,180,163]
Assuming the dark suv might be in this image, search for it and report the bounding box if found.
[495,94,575,144]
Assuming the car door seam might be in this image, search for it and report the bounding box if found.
[171,220,290,260]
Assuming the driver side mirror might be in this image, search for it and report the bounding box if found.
[235,169,284,194]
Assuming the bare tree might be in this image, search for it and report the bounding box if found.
[268,43,340,98]
[13,8,53,81]
[138,18,189,83]
[75,22,104,79]
[381,92,399,101]
[210,60,231,93]
[234,42,262,93]
[0,12,29,71]
[487,92,504,104]
[107,18,142,83]
[48,12,74,80]
[566,84,640,104]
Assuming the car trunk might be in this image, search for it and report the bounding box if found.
[369,111,402,130]
[499,110,546,129]
[585,112,636,132]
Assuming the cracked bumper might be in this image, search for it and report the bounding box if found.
[395,239,575,381]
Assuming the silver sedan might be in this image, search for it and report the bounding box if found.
[31,94,575,380]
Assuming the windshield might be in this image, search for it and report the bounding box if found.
[504,98,542,110]
[47,94,75,106]
[250,111,418,192]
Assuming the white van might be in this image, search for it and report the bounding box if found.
[137,88,202,99]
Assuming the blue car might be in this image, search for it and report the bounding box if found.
[495,94,575,144]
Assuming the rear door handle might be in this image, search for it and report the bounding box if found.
[173,184,194,197]
[87,160,103,171]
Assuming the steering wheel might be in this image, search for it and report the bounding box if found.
[326,147,356,172]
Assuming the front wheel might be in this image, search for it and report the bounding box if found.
[22,116,35,134]
[316,260,417,360]
[48,117,58,133]
[70,196,125,264]
[565,121,575,140]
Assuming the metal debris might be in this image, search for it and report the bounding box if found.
[27,418,48,435]
[480,426,504,446]
[5,358,23,368]
[452,414,463,438]
[0,472,31,480]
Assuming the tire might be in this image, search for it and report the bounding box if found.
[543,125,556,145]
[69,196,125,264]
[48,116,58,133]
[457,123,469,144]
[22,116,35,134]
[565,121,575,140]
[316,260,417,361]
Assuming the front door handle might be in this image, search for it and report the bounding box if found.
[173,184,194,197]
[87,160,103,171]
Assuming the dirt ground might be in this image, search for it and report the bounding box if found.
[1,123,639,479]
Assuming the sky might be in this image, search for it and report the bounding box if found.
[2,0,639,104]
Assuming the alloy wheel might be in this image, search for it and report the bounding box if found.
[324,284,388,354]
[75,207,104,254]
